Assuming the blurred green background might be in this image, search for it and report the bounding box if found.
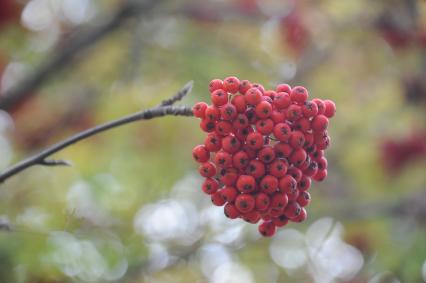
[0,0,425,282]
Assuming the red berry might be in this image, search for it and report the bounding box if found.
[251,83,265,94]
[224,203,240,219]
[287,104,303,121]
[239,80,252,94]
[223,76,241,94]
[287,167,302,182]
[256,119,274,135]
[258,146,276,164]
[290,86,309,104]
[255,193,271,211]
[193,145,210,163]
[232,151,249,169]
[271,110,286,124]
[235,194,255,213]
[269,159,288,178]
[255,101,273,119]
[199,162,217,178]
[297,191,311,207]
[209,79,224,93]
[220,186,238,202]
[215,121,233,136]
[303,161,318,177]
[271,193,289,210]
[200,119,216,132]
[242,211,261,224]
[294,117,311,133]
[289,148,307,167]
[323,99,336,118]
[236,175,256,193]
[276,84,291,93]
[312,98,325,115]
[289,131,305,149]
[311,115,329,132]
[292,207,307,222]
[273,123,291,142]
[205,105,221,121]
[204,133,222,152]
[220,103,237,120]
[283,201,301,219]
[313,169,327,181]
[214,150,233,168]
[260,175,279,194]
[246,132,264,150]
[232,114,249,130]
[317,157,328,170]
[193,102,208,118]
[231,95,247,113]
[219,168,239,186]
[211,191,226,206]
[202,178,219,194]
[272,215,289,227]
[246,160,266,178]
[211,89,228,107]
[245,87,262,105]
[222,135,241,153]
[274,142,293,158]
[258,221,276,237]
[297,175,311,191]
[302,101,318,117]
[278,175,297,194]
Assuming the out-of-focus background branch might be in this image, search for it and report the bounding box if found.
[0,0,425,283]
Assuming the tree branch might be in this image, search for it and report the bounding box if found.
[0,0,159,111]
[0,83,194,184]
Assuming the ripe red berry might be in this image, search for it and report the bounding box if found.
[289,148,307,167]
[223,76,241,94]
[269,159,288,178]
[219,168,239,186]
[214,150,233,168]
[289,131,305,149]
[235,194,255,213]
[311,115,329,132]
[215,121,233,136]
[209,79,223,93]
[271,193,289,211]
[251,83,265,94]
[258,221,276,237]
[273,92,292,109]
[290,86,309,104]
[276,84,291,93]
[193,102,208,118]
[202,178,219,194]
[287,167,302,182]
[193,145,210,163]
[205,105,221,121]
[233,114,249,130]
[224,203,240,219]
[272,215,289,227]
[211,89,228,107]
[297,175,311,191]
[245,87,262,105]
[297,191,311,207]
[260,175,279,194]
[231,95,247,113]
[255,193,271,211]
[239,80,252,94]
[271,110,286,124]
[222,135,241,153]
[220,103,237,120]
[302,101,318,117]
[317,157,328,170]
[292,207,307,222]
[303,161,318,177]
[211,191,226,206]
[220,186,238,202]
[312,98,325,115]
[258,146,276,164]
[200,119,216,132]
[274,142,293,158]
[256,119,274,135]
[242,211,261,224]
[232,151,249,169]
[236,175,256,193]
[313,169,327,181]
[246,160,266,178]
[204,133,222,152]
[273,123,291,142]
[255,101,273,119]
[294,117,311,133]
[323,99,336,118]
[278,175,297,194]
[246,132,264,150]
[287,104,303,121]
[199,162,217,178]
[283,201,301,219]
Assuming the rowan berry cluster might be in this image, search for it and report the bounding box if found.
[192,76,336,237]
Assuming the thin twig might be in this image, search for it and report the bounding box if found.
[0,83,193,184]
[0,0,158,111]
[159,81,193,106]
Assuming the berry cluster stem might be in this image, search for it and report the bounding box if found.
[0,82,194,184]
